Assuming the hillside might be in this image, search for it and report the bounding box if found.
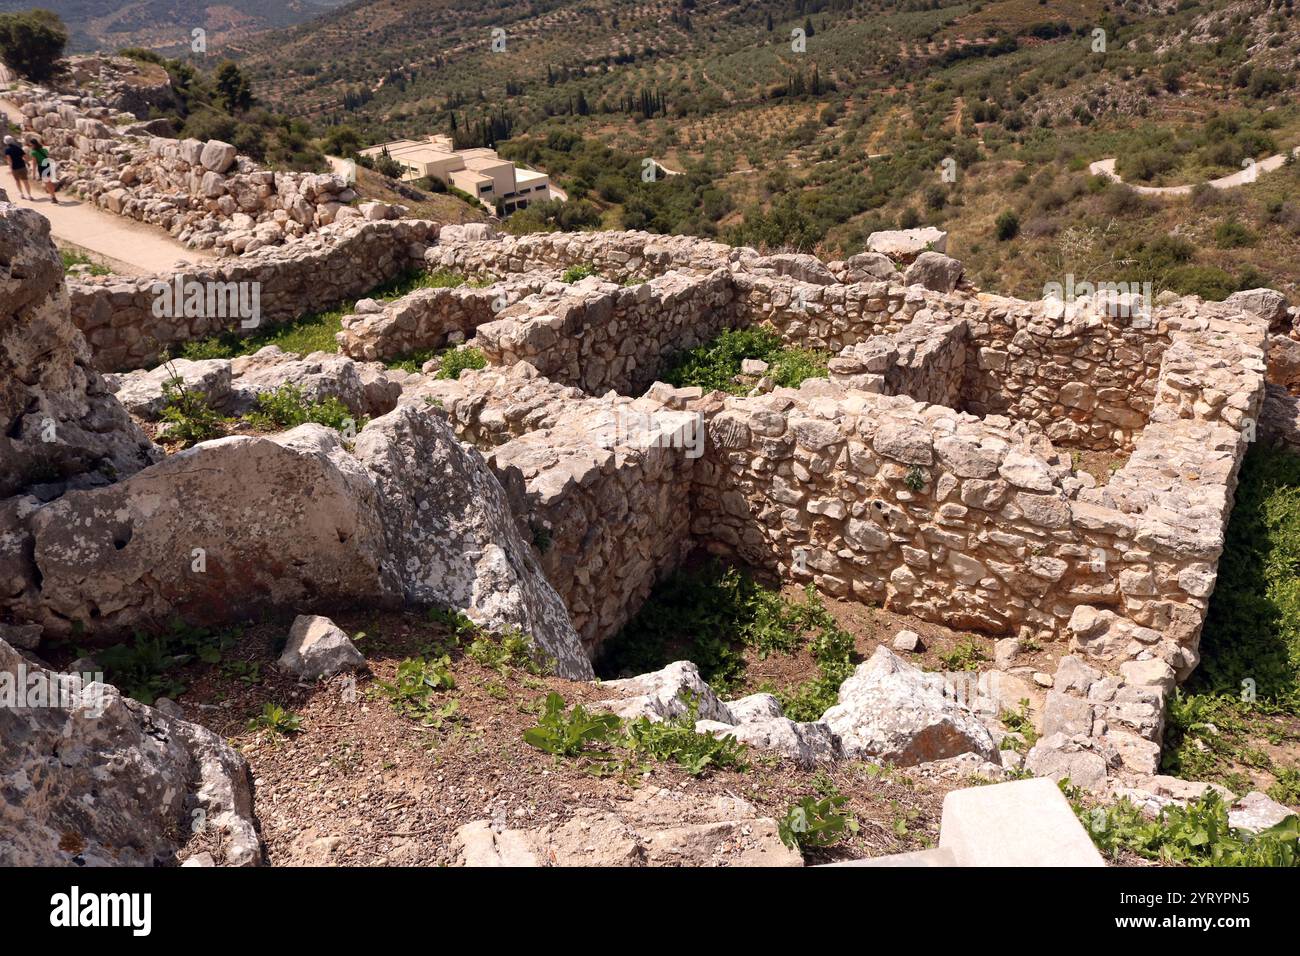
[237,0,1300,299]
[0,0,351,52]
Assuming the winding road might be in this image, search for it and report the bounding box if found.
[1088,147,1300,197]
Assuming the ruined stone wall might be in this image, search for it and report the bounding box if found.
[425,230,749,282]
[474,270,738,396]
[688,308,1267,677]
[828,317,969,407]
[410,366,699,654]
[68,219,435,371]
[335,274,553,362]
[10,88,404,254]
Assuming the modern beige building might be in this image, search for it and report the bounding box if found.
[360,135,551,213]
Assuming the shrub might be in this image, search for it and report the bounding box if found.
[0,10,66,82]
[994,210,1020,241]
[435,346,488,380]
[247,385,359,433]
[1214,219,1255,249]
[158,376,228,447]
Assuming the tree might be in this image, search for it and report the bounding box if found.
[0,9,67,82]
[214,61,253,113]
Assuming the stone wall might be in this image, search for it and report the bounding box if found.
[474,270,737,396]
[9,87,405,254]
[690,306,1266,677]
[68,219,435,371]
[410,365,699,654]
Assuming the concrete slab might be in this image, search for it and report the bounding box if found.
[939,777,1105,867]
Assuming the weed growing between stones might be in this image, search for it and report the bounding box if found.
[1069,784,1300,867]
[661,326,830,394]
[434,346,488,380]
[778,790,858,851]
[595,560,855,718]
[158,376,227,447]
[1163,446,1300,796]
[246,385,361,433]
[523,691,747,777]
[59,248,110,276]
[560,264,599,283]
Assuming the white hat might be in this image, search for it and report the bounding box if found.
[2,136,13,145]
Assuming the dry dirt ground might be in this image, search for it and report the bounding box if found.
[46,601,1026,867]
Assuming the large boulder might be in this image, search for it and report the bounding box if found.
[866,227,948,262]
[0,637,261,865]
[111,358,234,419]
[353,406,591,679]
[15,425,397,636]
[903,251,964,294]
[1225,288,1289,332]
[230,347,378,418]
[840,252,897,283]
[0,203,156,499]
[820,646,999,765]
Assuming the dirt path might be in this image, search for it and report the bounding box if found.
[1088,148,1300,196]
[3,98,214,275]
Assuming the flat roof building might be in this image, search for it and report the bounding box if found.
[360,136,551,214]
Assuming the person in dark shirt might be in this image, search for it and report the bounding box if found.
[3,135,34,200]
[27,137,57,204]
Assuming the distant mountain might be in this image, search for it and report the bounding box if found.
[0,0,353,53]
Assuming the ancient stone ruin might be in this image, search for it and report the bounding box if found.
[5,177,1297,864]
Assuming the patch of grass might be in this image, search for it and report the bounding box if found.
[662,326,830,395]
[775,605,856,722]
[560,264,599,283]
[1071,787,1300,867]
[60,249,110,276]
[598,561,855,714]
[435,346,487,380]
[1163,446,1300,789]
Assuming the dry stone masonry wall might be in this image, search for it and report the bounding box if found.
[8,87,406,254]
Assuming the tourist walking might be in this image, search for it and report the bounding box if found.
[27,137,58,204]
[3,135,33,200]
